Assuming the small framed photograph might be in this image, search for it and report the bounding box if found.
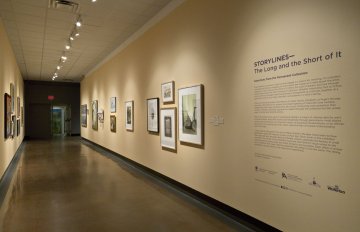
[147,98,159,133]
[110,115,116,132]
[98,109,104,123]
[125,101,134,131]
[110,97,116,113]
[161,81,174,104]
[92,100,98,130]
[161,107,176,150]
[81,104,87,127]
[178,84,204,146]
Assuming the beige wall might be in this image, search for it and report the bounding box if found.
[81,0,360,231]
[0,18,24,179]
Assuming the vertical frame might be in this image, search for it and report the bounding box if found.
[110,115,116,132]
[4,93,11,139]
[147,98,159,133]
[161,81,175,104]
[81,104,87,127]
[125,101,134,131]
[160,107,177,150]
[178,84,204,146]
[92,100,98,130]
[110,97,116,113]
[10,83,14,113]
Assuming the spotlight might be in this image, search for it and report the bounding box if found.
[75,32,80,37]
[92,0,97,2]
[65,44,70,50]
[57,65,61,70]
[76,15,82,27]
[61,56,67,62]
[70,36,74,41]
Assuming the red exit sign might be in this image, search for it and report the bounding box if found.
[48,95,55,101]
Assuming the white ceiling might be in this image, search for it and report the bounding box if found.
[0,0,173,82]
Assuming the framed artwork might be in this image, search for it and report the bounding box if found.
[16,119,20,136]
[92,100,98,130]
[10,83,14,113]
[11,115,16,138]
[125,101,134,131]
[160,108,177,150]
[81,104,87,127]
[110,115,116,132]
[110,97,116,113]
[178,84,204,145]
[161,81,175,103]
[17,97,20,117]
[4,93,12,139]
[98,109,104,123]
[21,106,24,126]
[147,98,159,133]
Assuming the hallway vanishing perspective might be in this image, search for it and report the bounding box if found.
[0,138,249,232]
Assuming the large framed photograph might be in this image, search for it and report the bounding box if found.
[110,115,116,132]
[92,100,98,130]
[125,101,134,131]
[147,98,159,133]
[98,109,104,123]
[110,97,116,113]
[160,108,176,150]
[81,104,87,127]
[4,93,12,139]
[161,81,174,104]
[178,85,204,146]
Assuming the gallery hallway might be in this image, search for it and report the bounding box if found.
[0,137,252,232]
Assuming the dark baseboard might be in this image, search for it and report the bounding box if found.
[71,134,80,136]
[0,140,26,207]
[81,137,280,232]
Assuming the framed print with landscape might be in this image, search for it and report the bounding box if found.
[81,104,87,127]
[178,85,204,146]
[92,100,98,130]
[160,108,176,150]
[161,81,174,103]
[4,93,11,139]
[110,115,116,132]
[110,97,116,113]
[147,98,159,133]
[125,101,134,131]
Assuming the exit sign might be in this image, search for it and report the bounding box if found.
[48,95,55,101]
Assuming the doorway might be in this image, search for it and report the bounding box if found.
[52,105,71,136]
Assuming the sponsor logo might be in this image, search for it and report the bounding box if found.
[327,185,345,194]
[309,177,321,188]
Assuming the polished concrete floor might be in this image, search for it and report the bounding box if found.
[0,137,253,232]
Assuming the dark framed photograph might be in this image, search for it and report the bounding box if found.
[147,98,159,133]
[110,115,116,132]
[125,101,134,131]
[81,104,87,127]
[160,107,176,150]
[21,106,24,126]
[161,81,175,104]
[110,97,116,113]
[16,119,20,136]
[178,84,204,145]
[92,100,98,130]
[4,93,12,139]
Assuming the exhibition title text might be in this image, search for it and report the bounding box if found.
[253,51,342,74]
